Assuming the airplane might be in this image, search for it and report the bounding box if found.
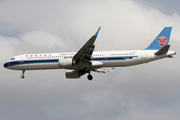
[3,27,176,80]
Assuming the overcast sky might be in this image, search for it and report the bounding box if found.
[0,0,180,120]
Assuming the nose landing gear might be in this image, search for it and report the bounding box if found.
[21,70,25,79]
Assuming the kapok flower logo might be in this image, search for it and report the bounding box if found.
[157,36,168,46]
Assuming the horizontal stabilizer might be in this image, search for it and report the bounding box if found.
[167,55,173,58]
[155,45,170,55]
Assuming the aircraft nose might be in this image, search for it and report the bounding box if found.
[3,62,9,68]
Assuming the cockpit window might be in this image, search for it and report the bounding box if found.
[10,58,15,60]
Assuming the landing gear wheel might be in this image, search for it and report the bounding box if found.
[87,75,93,80]
[21,70,25,79]
[21,75,25,79]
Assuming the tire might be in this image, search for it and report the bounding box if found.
[87,75,93,80]
[21,75,25,79]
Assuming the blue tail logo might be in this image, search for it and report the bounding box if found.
[145,27,172,50]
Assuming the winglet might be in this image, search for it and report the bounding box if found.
[94,27,101,36]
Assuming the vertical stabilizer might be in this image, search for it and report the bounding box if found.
[145,27,172,50]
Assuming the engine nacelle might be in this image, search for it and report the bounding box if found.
[65,70,85,79]
[59,58,73,67]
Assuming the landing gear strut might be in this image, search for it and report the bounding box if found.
[83,67,93,80]
[21,70,25,79]
[87,70,93,81]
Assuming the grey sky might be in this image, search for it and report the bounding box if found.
[0,0,180,120]
[138,0,180,15]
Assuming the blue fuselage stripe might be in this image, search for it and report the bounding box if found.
[91,57,133,61]
[4,59,59,68]
[4,56,138,68]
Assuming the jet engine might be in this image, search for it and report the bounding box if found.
[65,70,85,79]
[59,58,74,67]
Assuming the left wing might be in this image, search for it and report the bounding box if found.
[73,27,101,66]
[92,67,115,73]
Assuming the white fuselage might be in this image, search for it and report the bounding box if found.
[4,50,176,70]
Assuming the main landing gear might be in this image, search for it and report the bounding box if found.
[87,74,93,80]
[83,67,93,81]
[21,70,25,79]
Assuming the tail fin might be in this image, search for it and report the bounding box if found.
[145,27,172,50]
